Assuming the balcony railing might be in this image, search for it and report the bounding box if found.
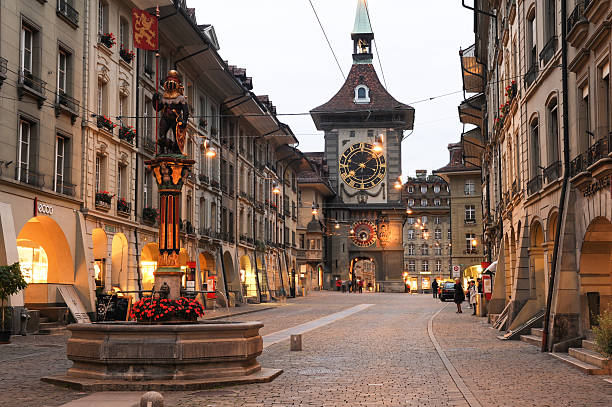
[54,182,76,197]
[568,2,587,34]
[0,57,7,87]
[18,70,47,106]
[569,153,587,178]
[543,161,561,184]
[143,137,156,153]
[55,92,79,123]
[524,64,538,88]
[15,167,44,188]
[586,135,610,167]
[539,36,557,65]
[527,174,542,195]
[57,0,79,27]
[199,174,209,185]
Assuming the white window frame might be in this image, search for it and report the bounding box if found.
[21,26,33,74]
[54,135,66,193]
[433,185,440,194]
[95,155,101,192]
[354,85,370,103]
[18,120,31,182]
[58,51,67,94]
[436,260,442,272]
[408,260,415,272]
[422,261,429,272]
[408,185,414,193]
[465,179,476,195]
[421,198,428,206]
[420,185,427,194]
[465,205,476,221]
[434,229,442,240]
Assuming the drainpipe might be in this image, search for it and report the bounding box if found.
[542,0,569,353]
[80,0,89,204]
[134,48,142,293]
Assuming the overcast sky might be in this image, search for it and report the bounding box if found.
[191,1,475,178]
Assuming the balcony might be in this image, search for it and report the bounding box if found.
[15,168,45,188]
[527,174,542,195]
[524,64,538,88]
[95,192,112,210]
[198,174,209,185]
[0,58,7,88]
[459,43,485,93]
[179,220,195,235]
[57,0,79,28]
[54,92,79,123]
[117,199,131,217]
[567,2,588,47]
[544,161,562,184]
[539,36,557,66]
[143,137,156,154]
[586,135,610,167]
[17,71,46,108]
[54,182,76,197]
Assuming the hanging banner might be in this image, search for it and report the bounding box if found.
[132,9,158,51]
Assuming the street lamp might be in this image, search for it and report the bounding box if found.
[311,202,319,215]
[203,139,216,157]
[406,207,413,215]
[373,134,384,153]
[394,175,402,190]
[471,238,478,247]
[272,182,281,195]
[334,221,340,229]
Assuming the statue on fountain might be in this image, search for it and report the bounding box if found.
[152,70,189,156]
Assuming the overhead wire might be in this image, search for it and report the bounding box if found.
[307,0,346,81]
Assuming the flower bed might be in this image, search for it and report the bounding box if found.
[130,297,205,323]
[100,32,116,48]
[119,45,135,63]
[95,191,112,205]
[142,206,158,223]
[119,125,136,144]
[97,115,116,132]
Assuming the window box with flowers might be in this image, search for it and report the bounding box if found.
[119,45,135,64]
[95,191,112,210]
[117,197,131,216]
[142,207,158,224]
[119,125,136,144]
[100,32,116,49]
[97,115,116,133]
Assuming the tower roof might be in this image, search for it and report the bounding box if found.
[353,0,373,36]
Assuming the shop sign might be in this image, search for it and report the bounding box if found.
[57,286,91,323]
[34,198,54,216]
[483,275,492,301]
[583,176,610,197]
[105,225,116,234]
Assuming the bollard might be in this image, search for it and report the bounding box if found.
[290,334,302,351]
[140,391,164,407]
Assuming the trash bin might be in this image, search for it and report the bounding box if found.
[475,293,487,316]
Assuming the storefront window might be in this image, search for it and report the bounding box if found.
[140,261,156,291]
[17,240,48,283]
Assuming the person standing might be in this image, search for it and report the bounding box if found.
[453,278,465,313]
[431,279,439,299]
[468,280,478,315]
[358,279,364,293]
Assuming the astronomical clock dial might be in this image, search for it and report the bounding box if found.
[350,220,377,247]
[339,142,386,190]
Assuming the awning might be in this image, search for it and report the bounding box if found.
[484,261,497,275]
[458,93,485,127]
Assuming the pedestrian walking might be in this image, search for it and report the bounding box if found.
[347,280,352,293]
[477,277,483,294]
[431,279,439,299]
[468,280,478,315]
[453,278,465,313]
[358,279,364,293]
[341,280,346,293]
[335,279,342,291]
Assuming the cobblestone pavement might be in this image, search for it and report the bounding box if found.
[1,292,612,406]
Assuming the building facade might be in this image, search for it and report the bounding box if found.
[0,0,320,331]
[402,171,452,292]
[310,0,414,292]
[464,0,612,351]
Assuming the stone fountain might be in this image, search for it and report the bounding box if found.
[42,70,281,391]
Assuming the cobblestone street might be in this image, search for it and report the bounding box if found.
[1,292,611,406]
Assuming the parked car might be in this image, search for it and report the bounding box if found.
[439,281,455,302]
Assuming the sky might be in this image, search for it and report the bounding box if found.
[191,0,475,178]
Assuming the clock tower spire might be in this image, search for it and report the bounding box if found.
[352,0,374,64]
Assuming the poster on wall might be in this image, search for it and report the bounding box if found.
[452,265,461,279]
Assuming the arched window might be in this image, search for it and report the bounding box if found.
[354,85,370,103]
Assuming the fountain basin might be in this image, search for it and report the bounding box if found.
[42,321,282,391]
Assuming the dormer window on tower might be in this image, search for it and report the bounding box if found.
[355,85,370,103]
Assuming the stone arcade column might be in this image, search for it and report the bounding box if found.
[146,156,194,299]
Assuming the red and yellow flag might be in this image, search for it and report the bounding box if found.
[132,9,158,51]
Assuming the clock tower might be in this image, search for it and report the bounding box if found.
[310,0,414,291]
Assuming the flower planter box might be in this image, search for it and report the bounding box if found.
[100,33,116,49]
[119,47,134,64]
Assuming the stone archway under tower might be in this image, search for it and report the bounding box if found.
[349,255,379,292]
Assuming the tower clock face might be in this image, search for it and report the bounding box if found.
[339,142,386,190]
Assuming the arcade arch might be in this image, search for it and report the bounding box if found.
[111,233,129,291]
[239,255,257,300]
[16,216,73,303]
[529,220,546,307]
[578,217,612,327]
[92,228,107,288]
[140,242,158,291]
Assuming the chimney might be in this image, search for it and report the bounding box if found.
[416,170,427,179]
